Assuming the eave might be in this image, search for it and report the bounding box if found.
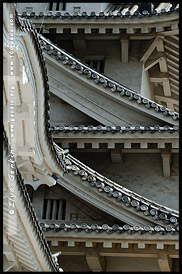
[51,125,179,151]
[19,3,179,35]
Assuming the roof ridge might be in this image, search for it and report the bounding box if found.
[40,222,179,235]
[50,124,179,134]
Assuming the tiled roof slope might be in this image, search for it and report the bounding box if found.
[40,222,179,235]
[3,130,60,272]
[53,143,179,228]
[19,3,179,19]
[40,35,179,122]
[50,125,179,134]
[14,13,179,231]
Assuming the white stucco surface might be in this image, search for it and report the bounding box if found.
[71,152,179,210]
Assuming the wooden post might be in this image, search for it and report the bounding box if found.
[46,199,51,220]
[86,250,105,272]
[120,37,129,63]
[158,254,173,272]
[97,61,101,71]
[111,148,123,164]
[161,149,171,177]
[58,200,63,220]
[52,200,57,220]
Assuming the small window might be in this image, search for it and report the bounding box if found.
[73,7,81,13]
[84,55,105,73]
[56,2,60,11]
[42,199,66,220]
[49,3,53,10]
[63,2,66,11]
[26,7,33,14]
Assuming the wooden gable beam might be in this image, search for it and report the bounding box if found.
[164,37,179,49]
[159,56,168,72]
[155,95,179,107]
[164,44,179,56]
[158,254,173,272]
[140,36,164,62]
[144,52,164,71]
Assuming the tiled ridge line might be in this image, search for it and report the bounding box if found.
[40,222,179,235]
[50,125,179,134]
[19,4,179,20]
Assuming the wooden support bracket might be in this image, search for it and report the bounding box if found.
[161,149,171,177]
[158,254,173,272]
[111,148,123,164]
[120,37,129,63]
[86,250,105,272]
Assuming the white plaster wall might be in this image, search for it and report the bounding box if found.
[104,40,143,93]
[59,255,90,272]
[16,2,110,14]
[59,39,143,94]
[50,94,98,125]
[59,255,161,272]
[105,257,160,272]
[16,3,47,13]
[141,64,155,100]
[81,40,143,93]
[71,152,179,210]
[66,3,109,13]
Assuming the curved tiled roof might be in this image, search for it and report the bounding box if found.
[40,222,179,235]
[19,3,179,19]
[39,35,179,122]
[3,130,60,272]
[50,125,179,134]
[53,143,179,228]
[14,13,179,231]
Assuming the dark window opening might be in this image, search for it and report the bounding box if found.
[49,2,53,10]
[63,2,66,11]
[56,2,59,11]
[42,199,66,220]
[62,200,66,220]
[85,59,105,73]
[138,3,152,13]
[49,28,56,34]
